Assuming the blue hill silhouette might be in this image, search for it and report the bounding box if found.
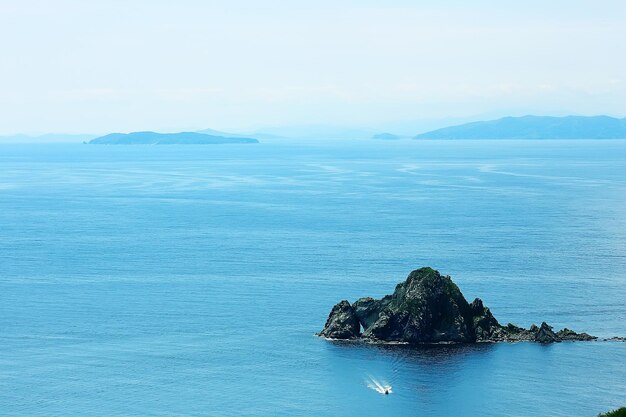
[414,115,626,139]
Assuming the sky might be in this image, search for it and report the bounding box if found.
[1,0,625,135]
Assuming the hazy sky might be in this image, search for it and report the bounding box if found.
[1,0,625,134]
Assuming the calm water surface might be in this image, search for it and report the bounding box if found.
[1,140,625,416]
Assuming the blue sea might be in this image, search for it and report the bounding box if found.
[1,139,625,416]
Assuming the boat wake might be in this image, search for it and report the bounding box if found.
[366,375,392,395]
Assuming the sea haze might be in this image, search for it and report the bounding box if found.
[1,139,625,416]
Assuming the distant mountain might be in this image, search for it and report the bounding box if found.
[372,133,401,140]
[196,128,284,140]
[0,133,97,143]
[414,116,626,139]
[196,128,248,138]
[253,125,377,140]
[89,131,259,145]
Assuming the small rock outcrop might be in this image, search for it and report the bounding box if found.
[606,336,626,342]
[319,267,598,344]
[534,322,560,343]
[556,327,596,341]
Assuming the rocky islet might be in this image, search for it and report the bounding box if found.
[320,267,599,344]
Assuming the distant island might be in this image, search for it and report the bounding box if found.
[319,267,605,344]
[414,115,626,139]
[196,128,283,140]
[89,131,259,145]
[372,133,401,140]
[8,115,626,144]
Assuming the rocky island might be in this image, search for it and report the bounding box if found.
[320,267,597,344]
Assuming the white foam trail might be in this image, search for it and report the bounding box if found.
[366,374,392,395]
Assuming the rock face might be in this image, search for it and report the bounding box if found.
[534,322,560,343]
[319,300,360,339]
[319,267,597,344]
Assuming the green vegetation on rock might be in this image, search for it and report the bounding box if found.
[599,407,626,417]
